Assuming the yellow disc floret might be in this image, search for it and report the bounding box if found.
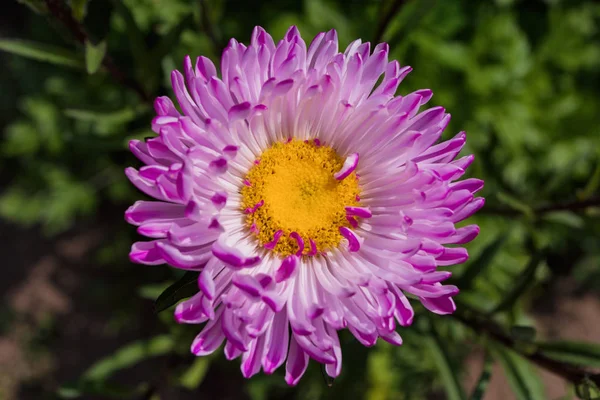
[241,139,361,257]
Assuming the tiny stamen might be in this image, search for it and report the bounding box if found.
[244,199,264,214]
[307,239,318,256]
[346,216,358,228]
[241,139,362,256]
[290,232,305,256]
[345,206,372,218]
[264,230,284,250]
[339,227,361,252]
[334,153,359,180]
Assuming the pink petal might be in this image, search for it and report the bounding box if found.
[285,336,309,386]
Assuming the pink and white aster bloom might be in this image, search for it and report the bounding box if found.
[125,26,483,385]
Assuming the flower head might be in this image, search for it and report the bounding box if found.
[125,26,484,385]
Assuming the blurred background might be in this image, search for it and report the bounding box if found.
[1,0,599,399]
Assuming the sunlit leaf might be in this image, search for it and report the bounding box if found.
[491,345,546,400]
[497,192,535,218]
[468,353,493,400]
[70,0,88,21]
[154,271,200,313]
[490,252,545,314]
[0,39,84,69]
[84,335,174,380]
[85,40,106,74]
[427,323,467,400]
[179,357,210,390]
[456,234,507,289]
[57,381,147,399]
[538,341,600,368]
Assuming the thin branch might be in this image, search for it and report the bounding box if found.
[453,305,600,388]
[135,354,187,400]
[43,0,151,104]
[483,196,600,217]
[198,0,222,55]
[374,0,408,44]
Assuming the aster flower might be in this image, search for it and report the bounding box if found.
[125,26,484,385]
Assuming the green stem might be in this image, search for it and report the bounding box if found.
[483,196,600,217]
[373,0,409,43]
[453,304,600,388]
[43,0,151,103]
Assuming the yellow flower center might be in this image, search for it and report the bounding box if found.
[241,139,361,257]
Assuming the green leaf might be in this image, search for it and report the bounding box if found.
[468,353,493,400]
[489,252,545,314]
[85,40,106,74]
[64,107,139,124]
[456,234,507,289]
[491,345,546,400]
[149,15,194,61]
[154,271,200,313]
[575,377,600,400]
[179,357,210,390]
[16,0,47,14]
[542,211,585,229]
[84,335,174,380]
[0,39,84,69]
[137,282,171,300]
[510,326,537,342]
[578,158,600,201]
[497,192,535,219]
[124,129,156,148]
[70,0,89,21]
[111,0,148,65]
[538,341,600,368]
[305,0,351,43]
[427,322,467,400]
[57,381,147,399]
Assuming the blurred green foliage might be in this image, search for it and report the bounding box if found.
[1,0,600,399]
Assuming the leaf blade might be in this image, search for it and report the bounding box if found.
[491,344,546,400]
[85,40,107,74]
[489,252,544,314]
[456,234,507,289]
[0,39,84,69]
[154,271,200,313]
[179,358,210,390]
[469,353,493,400]
[84,335,174,380]
[427,322,467,400]
[71,0,89,21]
[537,341,600,368]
